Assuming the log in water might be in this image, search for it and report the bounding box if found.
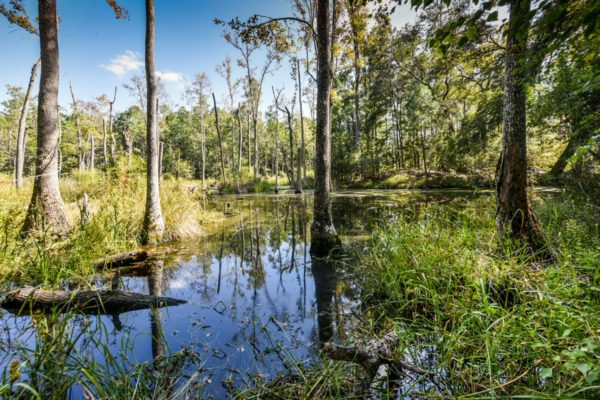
[1,286,186,315]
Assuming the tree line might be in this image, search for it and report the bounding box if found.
[1,0,598,256]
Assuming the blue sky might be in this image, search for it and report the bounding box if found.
[0,0,416,113]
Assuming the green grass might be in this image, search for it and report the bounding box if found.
[346,169,493,190]
[0,170,206,288]
[357,192,600,398]
[0,310,203,399]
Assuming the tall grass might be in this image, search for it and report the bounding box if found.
[0,310,202,399]
[360,192,600,398]
[0,169,205,288]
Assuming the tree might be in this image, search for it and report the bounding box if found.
[185,73,211,191]
[15,59,40,189]
[311,0,339,253]
[141,0,165,244]
[21,0,70,237]
[212,93,228,188]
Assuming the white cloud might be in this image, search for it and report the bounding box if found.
[101,50,143,78]
[157,71,187,86]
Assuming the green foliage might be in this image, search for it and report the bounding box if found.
[359,193,600,397]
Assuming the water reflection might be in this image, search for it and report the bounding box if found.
[0,189,489,398]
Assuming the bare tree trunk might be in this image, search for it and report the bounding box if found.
[496,0,547,255]
[200,115,206,191]
[311,0,339,255]
[285,106,296,190]
[109,87,117,161]
[21,0,70,237]
[90,135,95,172]
[15,59,41,189]
[212,93,228,188]
[297,59,306,182]
[102,119,108,165]
[69,82,85,172]
[236,106,243,174]
[141,0,165,245]
[296,145,303,194]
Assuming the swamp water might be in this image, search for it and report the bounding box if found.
[0,189,488,399]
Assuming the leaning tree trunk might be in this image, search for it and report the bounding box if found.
[15,59,41,190]
[141,0,165,245]
[21,0,70,238]
[549,125,590,177]
[496,0,547,254]
[311,0,339,255]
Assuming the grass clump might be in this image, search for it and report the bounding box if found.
[359,192,600,398]
[0,171,205,288]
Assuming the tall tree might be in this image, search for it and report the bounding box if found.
[311,0,339,253]
[21,0,70,237]
[495,0,546,253]
[141,0,165,244]
[15,58,40,189]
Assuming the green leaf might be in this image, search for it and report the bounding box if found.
[585,369,599,384]
[576,363,592,376]
[487,11,498,22]
[540,367,553,380]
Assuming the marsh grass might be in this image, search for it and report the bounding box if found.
[358,191,600,398]
[0,309,203,399]
[0,171,205,288]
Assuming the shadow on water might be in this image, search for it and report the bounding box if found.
[0,189,489,398]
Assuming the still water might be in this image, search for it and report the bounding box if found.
[0,189,487,398]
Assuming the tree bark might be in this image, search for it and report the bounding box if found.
[496,0,547,254]
[15,59,40,189]
[311,0,339,255]
[21,0,70,237]
[141,0,165,245]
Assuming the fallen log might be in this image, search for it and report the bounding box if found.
[94,250,149,269]
[1,286,186,315]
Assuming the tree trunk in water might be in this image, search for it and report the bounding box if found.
[148,261,165,363]
[311,0,339,255]
[15,59,41,189]
[496,0,547,255]
[212,93,227,188]
[21,0,70,238]
[296,145,303,194]
[141,0,165,245]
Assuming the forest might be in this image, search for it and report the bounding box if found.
[0,0,598,398]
